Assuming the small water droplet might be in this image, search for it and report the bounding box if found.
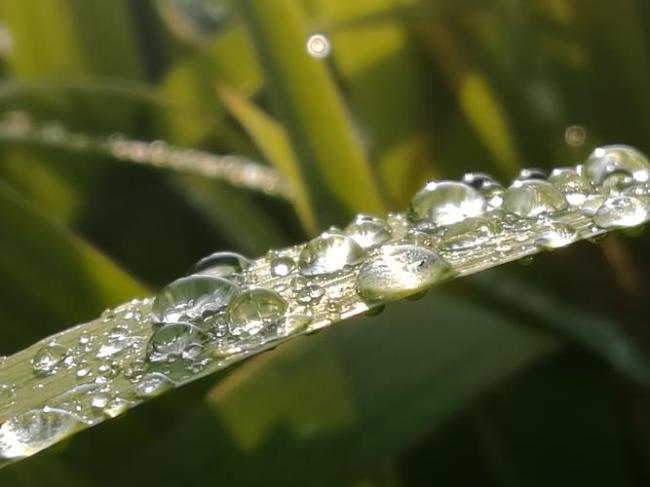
[409,181,486,225]
[593,196,649,229]
[0,408,79,460]
[516,168,547,181]
[344,214,391,249]
[462,172,498,190]
[146,322,206,363]
[270,255,296,277]
[585,145,650,184]
[188,251,250,277]
[31,343,69,376]
[152,275,239,324]
[228,288,288,336]
[298,231,364,276]
[134,372,174,398]
[535,220,577,249]
[356,245,451,302]
[502,180,567,217]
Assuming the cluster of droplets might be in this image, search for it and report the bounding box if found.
[2,145,649,465]
[0,111,290,198]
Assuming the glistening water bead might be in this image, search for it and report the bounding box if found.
[151,275,239,324]
[502,180,568,218]
[298,231,365,276]
[409,181,487,225]
[356,245,451,302]
[584,145,650,184]
[227,288,288,336]
[593,196,649,229]
[344,214,391,249]
[187,251,250,277]
[0,408,79,460]
[146,322,206,363]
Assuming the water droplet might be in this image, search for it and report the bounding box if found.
[435,216,502,251]
[188,251,250,278]
[462,172,498,190]
[295,284,325,305]
[306,33,330,58]
[298,231,364,276]
[356,245,451,302]
[0,408,79,460]
[152,275,239,324]
[228,288,288,336]
[623,183,650,197]
[134,373,174,398]
[502,180,567,217]
[548,167,593,205]
[146,322,206,363]
[601,170,635,195]
[270,255,295,277]
[585,145,650,184]
[517,168,547,181]
[593,196,649,229]
[31,343,69,375]
[344,214,391,249]
[535,221,577,249]
[409,181,486,225]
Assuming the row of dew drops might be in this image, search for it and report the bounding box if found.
[2,145,650,463]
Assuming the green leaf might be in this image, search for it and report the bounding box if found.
[0,181,147,353]
[118,291,559,487]
[217,84,317,234]
[234,0,385,226]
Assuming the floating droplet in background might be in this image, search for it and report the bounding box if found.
[299,231,364,276]
[409,181,486,225]
[356,245,451,301]
[306,33,330,58]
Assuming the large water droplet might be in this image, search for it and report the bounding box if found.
[298,231,364,276]
[356,245,451,302]
[146,322,206,363]
[31,343,69,376]
[188,251,250,278]
[409,181,486,225]
[0,408,79,460]
[228,288,288,336]
[593,196,649,229]
[152,275,239,324]
[435,216,502,251]
[585,145,650,184]
[548,168,593,205]
[344,214,391,249]
[502,180,567,217]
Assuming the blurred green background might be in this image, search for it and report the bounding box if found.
[0,0,649,485]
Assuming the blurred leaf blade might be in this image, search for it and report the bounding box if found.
[217,83,317,234]
[234,0,385,226]
[124,291,560,487]
[0,181,147,353]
